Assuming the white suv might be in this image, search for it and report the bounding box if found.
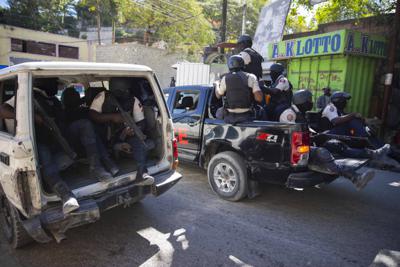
[0,62,181,248]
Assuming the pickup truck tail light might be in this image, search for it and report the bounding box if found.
[291,131,310,166]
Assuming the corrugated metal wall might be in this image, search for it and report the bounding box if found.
[344,56,376,116]
[176,63,210,86]
[287,54,378,116]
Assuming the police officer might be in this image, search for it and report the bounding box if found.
[0,78,80,214]
[62,87,119,180]
[215,55,263,124]
[237,34,264,80]
[278,89,391,190]
[89,77,154,186]
[265,63,293,121]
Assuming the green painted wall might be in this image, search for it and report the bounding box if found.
[287,54,376,116]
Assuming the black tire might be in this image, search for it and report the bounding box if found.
[207,151,248,201]
[0,192,33,249]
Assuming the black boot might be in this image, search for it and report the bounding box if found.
[341,169,375,191]
[52,181,80,214]
[135,167,154,186]
[102,156,119,176]
[366,144,391,159]
[89,154,113,181]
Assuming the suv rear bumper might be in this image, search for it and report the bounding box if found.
[22,170,182,243]
[286,171,338,188]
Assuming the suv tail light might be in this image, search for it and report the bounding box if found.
[291,131,310,166]
[172,138,179,169]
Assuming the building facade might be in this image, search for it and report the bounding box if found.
[0,24,95,68]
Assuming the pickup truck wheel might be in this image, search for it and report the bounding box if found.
[208,151,248,201]
[0,193,33,248]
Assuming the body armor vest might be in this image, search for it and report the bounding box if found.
[225,71,252,110]
[243,48,263,79]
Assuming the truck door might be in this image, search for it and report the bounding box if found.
[171,88,204,161]
[0,73,41,217]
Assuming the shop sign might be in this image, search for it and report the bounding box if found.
[268,30,386,60]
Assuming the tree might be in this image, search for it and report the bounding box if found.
[114,0,215,52]
[2,0,78,36]
[199,0,268,42]
[285,0,397,33]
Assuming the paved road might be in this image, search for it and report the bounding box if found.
[1,164,399,267]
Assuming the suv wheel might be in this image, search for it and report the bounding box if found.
[0,191,32,248]
[208,151,248,201]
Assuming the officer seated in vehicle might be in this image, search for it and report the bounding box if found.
[278,89,392,190]
[321,91,384,148]
[0,78,80,214]
[263,63,293,121]
[215,55,263,124]
[88,77,154,186]
[61,87,119,180]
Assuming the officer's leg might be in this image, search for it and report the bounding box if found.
[68,119,113,181]
[308,147,375,190]
[95,134,119,176]
[347,118,368,137]
[328,123,350,135]
[125,135,154,185]
[37,143,79,214]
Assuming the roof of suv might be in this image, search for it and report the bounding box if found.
[0,62,153,76]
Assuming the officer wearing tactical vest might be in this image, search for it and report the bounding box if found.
[237,34,264,80]
[88,77,154,186]
[265,63,293,121]
[277,89,392,190]
[215,55,263,124]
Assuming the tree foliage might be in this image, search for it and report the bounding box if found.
[2,0,79,36]
[285,0,397,34]
[199,0,268,42]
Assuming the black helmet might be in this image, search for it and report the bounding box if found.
[293,89,312,106]
[270,63,285,74]
[33,77,59,97]
[330,91,351,104]
[61,86,81,109]
[227,55,244,71]
[330,91,351,110]
[109,77,132,99]
[237,34,252,48]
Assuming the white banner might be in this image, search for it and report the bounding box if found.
[252,0,292,60]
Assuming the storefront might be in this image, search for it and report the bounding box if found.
[269,30,387,116]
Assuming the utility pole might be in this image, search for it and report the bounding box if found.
[381,0,400,127]
[221,0,228,43]
[241,0,247,35]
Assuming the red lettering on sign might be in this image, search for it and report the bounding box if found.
[177,128,189,145]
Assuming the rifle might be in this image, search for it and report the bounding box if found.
[33,99,77,160]
[108,94,148,148]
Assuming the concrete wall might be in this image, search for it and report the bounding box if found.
[0,24,95,66]
[96,42,184,88]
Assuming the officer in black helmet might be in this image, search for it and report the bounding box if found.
[278,89,392,190]
[237,34,264,80]
[89,77,154,186]
[265,63,293,120]
[215,55,263,124]
[321,92,368,136]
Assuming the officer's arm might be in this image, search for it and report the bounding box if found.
[215,79,226,99]
[331,113,359,126]
[0,103,15,119]
[254,91,263,103]
[249,74,263,103]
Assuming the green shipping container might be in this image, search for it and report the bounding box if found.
[268,30,387,116]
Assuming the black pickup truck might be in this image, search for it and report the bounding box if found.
[164,85,366,201]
